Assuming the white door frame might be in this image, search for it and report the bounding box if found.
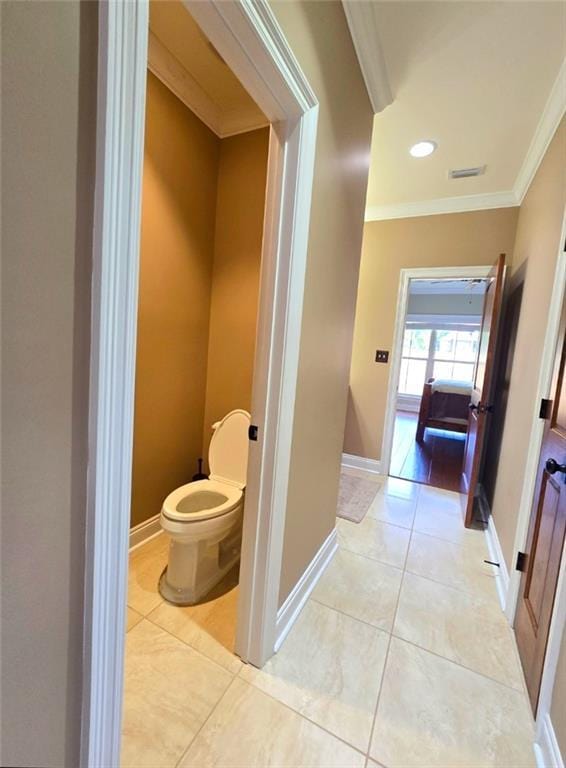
[381,265,492,476]
[81,2,318,766]
[501,217,566,765]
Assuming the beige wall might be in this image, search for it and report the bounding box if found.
[552,629,566,756]
[270,1,374,604]
[490,117,566,568]
[1,2,97,766]
[344,208,519,461]
[131,72,220,528]
[131,73,268,526]
[202,128,269,466]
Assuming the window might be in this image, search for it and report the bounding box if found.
[398,327,480,396]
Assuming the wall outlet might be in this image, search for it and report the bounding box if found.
[375,350,389,363]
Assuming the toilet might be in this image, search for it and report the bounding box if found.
[158,409,251,605]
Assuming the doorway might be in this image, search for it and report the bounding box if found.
[126,1,271,676]
[384,268,491,493]
[83,2,318,765]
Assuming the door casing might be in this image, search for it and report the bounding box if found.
[81,2,318,766]
[381,265,491,477]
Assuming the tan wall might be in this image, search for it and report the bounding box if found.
[344,208,519,461]
[270,1,374,604]
[202,129,269,466]
[490,117,566,568]
[131,72,220,528]
[132,74,268,525]
[1,2,97,766]
[552,629,566,756]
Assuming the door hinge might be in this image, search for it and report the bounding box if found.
[516,551,528,572]
[539,398,552,419]
[248,424,259,442]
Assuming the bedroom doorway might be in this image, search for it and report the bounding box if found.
[382,266,493,494]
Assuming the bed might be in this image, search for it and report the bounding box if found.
[415,378,473,443]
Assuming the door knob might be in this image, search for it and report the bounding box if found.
[545,458,566,475]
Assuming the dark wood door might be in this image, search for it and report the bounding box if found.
[515,295,566,713]
[462,253,506,526]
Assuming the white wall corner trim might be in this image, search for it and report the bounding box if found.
[535,714,565,768]
[365,190,519,223]
[274,528,338,652]
[515,57,566,204]
[484,513,510,614]
[341,0,393,114]
[341,452,382,475]
[129,515,162,551]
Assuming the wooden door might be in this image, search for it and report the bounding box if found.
[462,253,506,526]
[515,296,566,713]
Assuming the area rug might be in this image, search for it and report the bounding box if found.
[337,472,382,523]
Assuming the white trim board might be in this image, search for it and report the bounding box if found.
[341,452,382,476]
[341,1,392,114]
[274,528,338,653]
[380,265,492,478]
[365,57,566,222]
[484,513,510,614]
[506,232,566,624]
[148,31,268,139]
[365,190,518,223]
[82,2,319,766]
[535,713,565,768]
[515,57,566,204]
[129,514,162,551]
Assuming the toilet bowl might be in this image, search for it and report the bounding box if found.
[159,409,251,605]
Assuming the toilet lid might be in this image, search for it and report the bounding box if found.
[208,409,251,489]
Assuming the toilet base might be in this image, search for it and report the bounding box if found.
[158,527,241,606]
[158,555,240,606]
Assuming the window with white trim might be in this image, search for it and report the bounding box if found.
[398,323,480,397]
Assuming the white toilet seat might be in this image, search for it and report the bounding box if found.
[162,478,243,523]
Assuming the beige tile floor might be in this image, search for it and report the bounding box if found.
[122,475,536,768]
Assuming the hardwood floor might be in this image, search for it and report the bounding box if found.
[390,411,466,493]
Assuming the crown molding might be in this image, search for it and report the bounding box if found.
[514,56,566,204]
[147,31,268,139]
[342,1,393,114]
[365,190,519,222]
[364,54,565,221]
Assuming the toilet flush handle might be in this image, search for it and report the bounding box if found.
[211,421,221,431]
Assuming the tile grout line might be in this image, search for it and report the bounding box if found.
[362,481,422,767]
[389,633,527,696]
[229,675,369,760]
[173,675,240,768]
[308,595,397,635]
[142,612,243,678]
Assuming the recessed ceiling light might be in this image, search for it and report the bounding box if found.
[409,140,437,158]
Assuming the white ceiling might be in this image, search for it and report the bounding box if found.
[362,1,566,218]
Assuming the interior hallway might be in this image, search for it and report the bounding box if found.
[390,410,467,493]
[122,471,534,767]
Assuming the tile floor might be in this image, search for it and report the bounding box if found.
[122,473,536,768]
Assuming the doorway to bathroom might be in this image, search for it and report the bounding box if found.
[84,2,318,764]
[125,0,272,701]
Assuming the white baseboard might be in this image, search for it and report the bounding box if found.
[129,513,163,551]
[484,512,510,614]
[275,527,338,652]
[341,452,382,475]
[535,713,564,768]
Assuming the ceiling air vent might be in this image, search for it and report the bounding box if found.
[449,165,486,179]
